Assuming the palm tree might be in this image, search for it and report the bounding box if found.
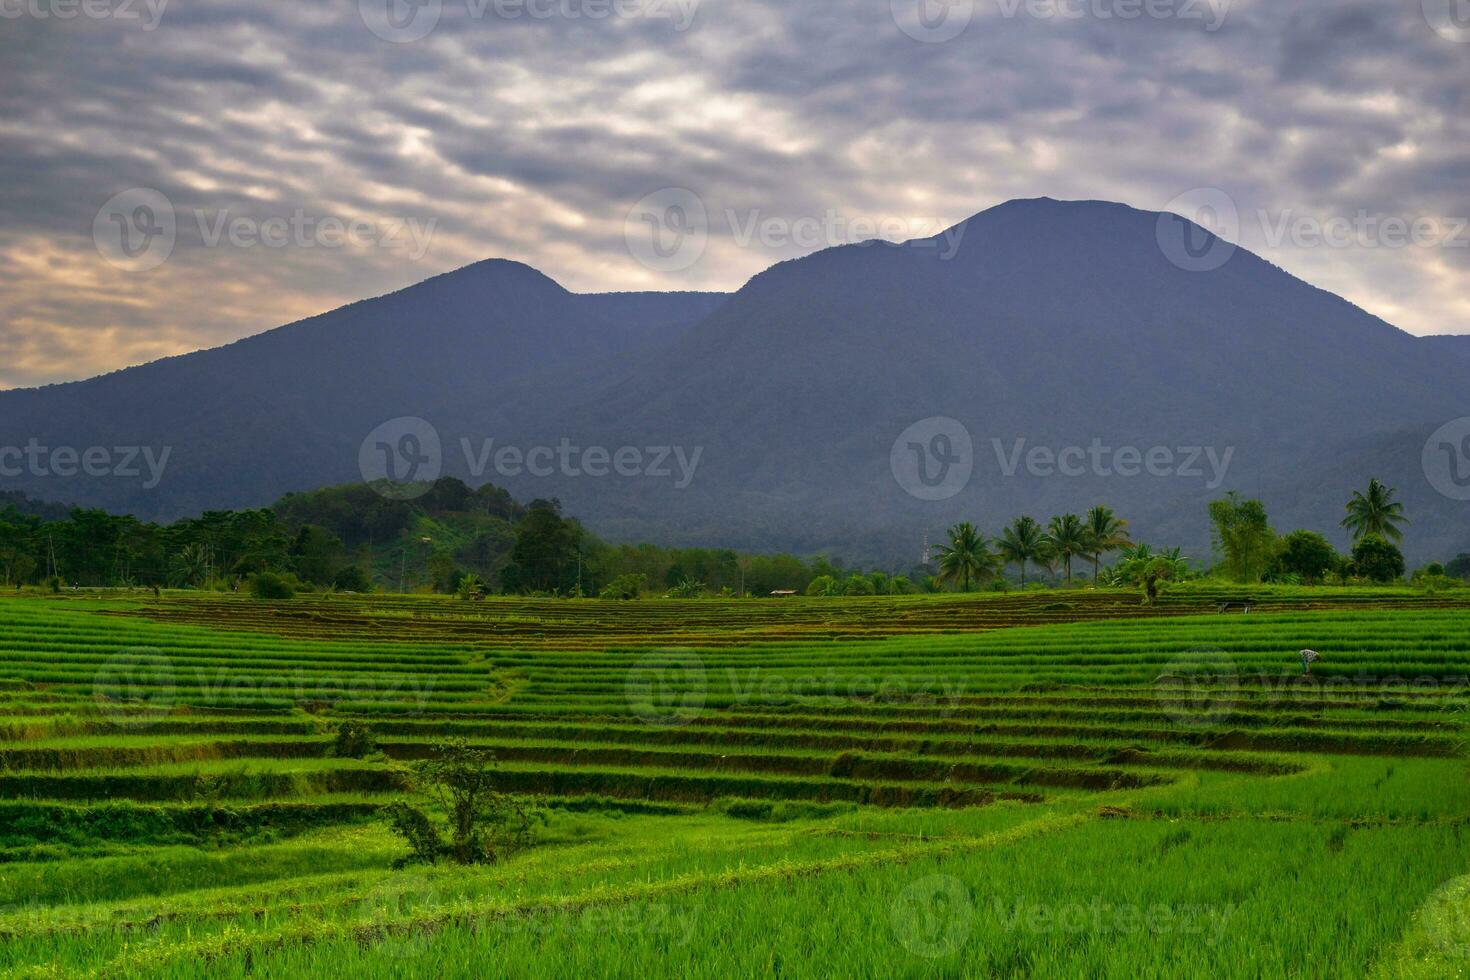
[997,516,1052,588]
[1045,513,1088,587]
[1341,478,1408,543]
[932,522,998,592]
[1083,505,1131,582]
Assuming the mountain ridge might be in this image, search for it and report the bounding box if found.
[2,197,1465,564]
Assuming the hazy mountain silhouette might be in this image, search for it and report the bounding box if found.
[2,198,1465,564]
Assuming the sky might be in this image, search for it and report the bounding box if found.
[1,0,1468,390]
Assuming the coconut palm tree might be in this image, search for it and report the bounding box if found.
[932,522,998,592]
[1045,513,1088,587]
[997,516,1052,588]
[1083,505,1131,582]
[1341,478,1408,543]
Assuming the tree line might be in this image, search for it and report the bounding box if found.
[1,476,1462,598]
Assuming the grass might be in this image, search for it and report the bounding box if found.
[0,587,1464,977]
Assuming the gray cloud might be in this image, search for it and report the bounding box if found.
[1,0,1467,388]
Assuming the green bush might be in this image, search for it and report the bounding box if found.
[1351,535,1405,584]
[600,573,647,600]
[386,739,541,867]
[331,566,373,593]
[332,721,378,759]
[249,572,296,600]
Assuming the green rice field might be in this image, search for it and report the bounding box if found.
[0,587,1467,978]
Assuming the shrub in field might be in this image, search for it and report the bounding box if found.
[1351,535,1405,583]
[455,573,487,600]
[333,721,379,759]
[599,573,647,600]
[1410,565,1463,593]
[331,565,373,593]
[386,739,541,867]
[805,575,841,597]
[249,572,296,600]
[663,579,707,599]
[1274,530,1338,585]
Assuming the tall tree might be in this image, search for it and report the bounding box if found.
[932,522,998,592]
[1082,505,1131,581]
[1045,514,1088,586]
[1208,493,1275,583]
[997,516,1051,587]
[1341,478,1408,543]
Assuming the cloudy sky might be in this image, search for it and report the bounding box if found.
[1,0,1467,389]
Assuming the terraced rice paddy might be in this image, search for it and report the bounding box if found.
[0,588,1467,977]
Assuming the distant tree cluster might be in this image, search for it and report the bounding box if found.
[928,506,1135,592]
[1202,478,1421,586]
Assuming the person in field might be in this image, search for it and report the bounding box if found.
[1300,649,1319,675]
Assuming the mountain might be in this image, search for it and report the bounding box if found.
[2,198,1466,565]
[502,197,1467,564]
[0,261,725,521]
